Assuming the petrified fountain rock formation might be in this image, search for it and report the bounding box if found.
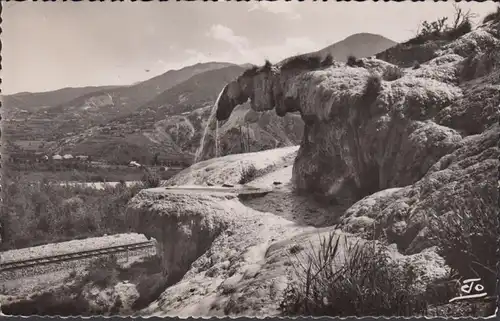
[124,21,499,317]
[215,25,499,251]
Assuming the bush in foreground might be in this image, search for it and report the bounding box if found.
[140,166,161,188]
[0,175,142,250]
[346,55,364,67]
[361,73,382,105]
[321,54,334,67]
[427,182,497,296]
[281,54,322,71]
[405,7,473,45]
[382,65,404,81]
[280,232,428,317]
[238,164,258,185]
[80,255,121,289]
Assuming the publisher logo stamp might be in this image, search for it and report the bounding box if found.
[449,278,487,303]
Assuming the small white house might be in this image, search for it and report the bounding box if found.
[129,161,142,168]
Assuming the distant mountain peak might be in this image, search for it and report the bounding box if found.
[344,32,386,38]
[314,32,397,62]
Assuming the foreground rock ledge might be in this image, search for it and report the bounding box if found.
[125,187,448,317]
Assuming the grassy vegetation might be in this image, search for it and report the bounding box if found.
[281,54,323,71]
[281,178,498,317]
[346,55,365,68]
[0,157,175,250]
[427,182,497,297]
[361,73,383,104]
[280,233,429,317]
[238,164,258,185]
[382,65,404,81]
[321,54,334,67]
[405,6,473,45]
[0,173,143,250]
[242,60,273,78]
[140,166,162,188]
[81,255,122,289]
[8,164,179,184]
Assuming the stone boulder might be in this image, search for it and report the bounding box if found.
[125,187,449,317]
[340,124,498,253]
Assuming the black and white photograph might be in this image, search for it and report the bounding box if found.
[0,0,499,318]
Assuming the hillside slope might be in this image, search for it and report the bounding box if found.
[313,33,397,61]
[46,66,241,163]
[3,62,235,143]
[51,33,398,164]
[5,33,397,165]
[3,86,120,112]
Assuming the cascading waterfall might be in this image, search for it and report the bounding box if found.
[194,88,225,163]
[215,121,219,159]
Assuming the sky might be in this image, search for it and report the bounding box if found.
[3,1,498,95]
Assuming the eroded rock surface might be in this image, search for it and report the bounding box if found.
[124,21,499,317]
[215,21,499,252]
[164,145,298,186]
[341,124,498,252]
[126,186,448,317]
[126,187,309,316]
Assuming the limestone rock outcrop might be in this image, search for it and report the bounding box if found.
[215,21,499,252]
[164,146,298,186]
[125,186,448,317]
[194,103,304,163]
[123,21,499,317]
[126,187,311,316]
[340,124,498,252]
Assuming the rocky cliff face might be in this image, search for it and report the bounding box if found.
[125,184,448,317]
[215,22,499,253]
[193,103,303,163]
[122,21,499,317]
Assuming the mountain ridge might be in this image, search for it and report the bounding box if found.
[313,32,398,61]
[4,33,399,165]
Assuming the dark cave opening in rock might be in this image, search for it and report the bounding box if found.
[357,162,381,199]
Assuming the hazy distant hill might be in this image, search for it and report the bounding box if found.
[48,65,249,164]
[312,33,397,61]
[3,86,120,113]
[41,62,236,122]
[139,65,247,115]
[4,62,234,113]
[3,62,237,141]
[6,33,398,165]
[52,62,234,111]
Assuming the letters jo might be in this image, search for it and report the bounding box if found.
[448,278,487,303]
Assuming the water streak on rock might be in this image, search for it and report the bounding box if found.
[194,87,225,163]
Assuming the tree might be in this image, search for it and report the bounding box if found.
[152,153,160,166]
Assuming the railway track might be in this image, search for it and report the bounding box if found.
[0,241,155,272]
